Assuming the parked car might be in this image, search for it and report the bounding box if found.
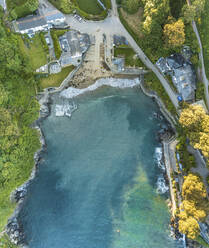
[74,14,82,22]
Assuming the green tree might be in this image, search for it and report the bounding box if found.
[122,0,139,14]
[163,18,185,48]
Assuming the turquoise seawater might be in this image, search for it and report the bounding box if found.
[19,85,183,248]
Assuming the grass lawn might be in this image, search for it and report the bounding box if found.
[6,0,38,19]
[114,46,144,68]
[18,34,48,70]
[40,65,75,89]
[199,0,209,79]
[77,0,103,15]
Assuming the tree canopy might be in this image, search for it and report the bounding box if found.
[163,18,185,48]
[0,8,40,231]
[179,105,209,161]
[7,0,39,19]
[179,174,208,239]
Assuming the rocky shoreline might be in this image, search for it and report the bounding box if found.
[138,81,189,245]
[6,92,51,247]
[5,76,187,247]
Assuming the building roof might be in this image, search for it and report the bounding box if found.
[112,58,124,71]
[17,11,47,31]
[16,3,65,33]
[156,53,196,102]
[44,10,65,22]
[39,3,65,23]
[113,35,128,46]
[167,54,185,69]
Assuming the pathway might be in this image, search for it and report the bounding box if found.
[163,139,177,217]
[186,0,209,109]
[40,0,179,109]
[187,145,209,196]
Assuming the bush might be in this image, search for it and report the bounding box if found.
[103,0,111,9]
[144,72,177,115]
[0,16,40,230]
[176,135,196,173]
[7,0,39,19]
[39,32,49,54]
[50,29,63,59]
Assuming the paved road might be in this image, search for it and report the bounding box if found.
[192,21,209,109]
[110,0,179,108]
[187,145,209,196]
[186,0,209,109]
[42,0,179,108]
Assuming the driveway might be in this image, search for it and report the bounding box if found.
[41,0,179,109]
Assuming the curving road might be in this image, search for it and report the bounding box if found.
[41,0,179,109]
[192,21,209,109]
[186,0,209,109]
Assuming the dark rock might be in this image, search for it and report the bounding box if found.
[6,217,24,245]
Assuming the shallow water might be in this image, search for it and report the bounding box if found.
[20,83,182,248]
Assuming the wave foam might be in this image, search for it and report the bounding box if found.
[154,147,165,170]
[60,77,140,99]
[55,102,77,117]
[156,175,169,194]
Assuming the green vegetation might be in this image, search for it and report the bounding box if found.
[121,0,140,14]
[196,236,209,248]
[18,34,48,70]
[118,8,170,64]
[114,45,144,67]
[0,234,18,248]
[198,0,209,78]
[0,9,40,233]
[6,0,38,19]
[179,173,208,239]
[50,29,68,59]
[179,104,209,163]
[144,73,177,115]
[39,32,49,54]
[40,65,75,89]
[169,0,185,19]
[48,0,75,14]
[77,0,103,15]
[48,0,111,20]
[196,81,205,101]
[119,0,200,63]
[176,135,196,173]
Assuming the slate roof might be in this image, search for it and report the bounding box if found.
[113,35,128,46]
[166,54,185,69]
[156,53,196,102]
[17,12,47,31]
[16,5,65,33]
[44,10,65,23]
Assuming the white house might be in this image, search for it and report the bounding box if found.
[15,4,66,37]
[15,12,49,37]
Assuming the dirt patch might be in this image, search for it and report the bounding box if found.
[120,7,144,38]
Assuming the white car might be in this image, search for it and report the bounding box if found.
[74,14,82,22]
